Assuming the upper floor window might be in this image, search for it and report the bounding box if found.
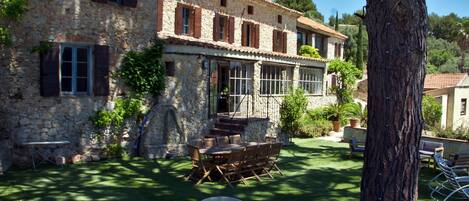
[462,98,467,116]
[278,15,283,24]
[297,31,306,51]
[247,5,254,15]
[220,0,227,7]
[273,30,287,53]
[60,45,92,95]
[299,68,324,95]
[214,14,235,43]
[315,34,327,57]
[175,3,202,38]
[334,43,342,58]
[242,21,259,48]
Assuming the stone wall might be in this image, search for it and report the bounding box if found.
[159,0,299,55]
[0,0,158,166]
[0,139,12,174]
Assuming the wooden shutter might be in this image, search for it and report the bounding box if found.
[156,0,164,32]
[40,42,60,97]
[175,3,183,35]
[241,22,247,46]
[272,30,278,52]
[282,32,287,53]
[93,45,110,96]
[193,7,202,38]
[122,0,138,8]
[213,13,220,41]
[254,24,260,48]
[228,16,235,44]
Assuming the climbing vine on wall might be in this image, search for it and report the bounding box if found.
[0,0,28,46]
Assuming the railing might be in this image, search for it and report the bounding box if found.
[226,89,283,122]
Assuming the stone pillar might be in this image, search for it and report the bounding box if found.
[311,33,316,47]
[252,61,262,117]
[292,64,300,89]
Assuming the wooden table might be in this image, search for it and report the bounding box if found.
[20,141,71,170]
[200,142,268,155]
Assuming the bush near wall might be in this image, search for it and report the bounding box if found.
[432,127,469,141]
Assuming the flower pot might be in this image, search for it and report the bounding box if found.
[71,154,82,164]
[332,121,341,132]
[349,119,360,128]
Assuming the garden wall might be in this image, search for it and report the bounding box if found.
[0,139,12,174]
[343,127,469,158]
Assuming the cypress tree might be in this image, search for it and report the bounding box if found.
[356,22,364,70]
[335,11,339,31]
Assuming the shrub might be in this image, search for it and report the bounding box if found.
[422,95,442,129]
[299,45,322,58]
[327,59,363,104]
[297,119,332,138]
[433,127,469,141]
[280,88,308,137]
[307,107,329,121]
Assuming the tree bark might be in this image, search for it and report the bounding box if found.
[361,1,427,201]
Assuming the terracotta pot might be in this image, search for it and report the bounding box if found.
[350,119,360,128]
[71,154,82,164]
[332,121,341,132]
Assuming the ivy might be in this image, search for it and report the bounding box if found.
[90,98,143,129]
[327,59,363,104]
[0,0,28,46]
[115,41,166,97]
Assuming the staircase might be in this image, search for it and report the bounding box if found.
[206,117,248,138]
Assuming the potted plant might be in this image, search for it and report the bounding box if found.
[325,103,352,132]
[349,103,366,128]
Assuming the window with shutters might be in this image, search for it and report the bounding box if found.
[273,30,286,53]
[219,15,227,41]
[182,7,191,35]
[60,45,93,95]
[462,99,467,116]
[260,65,292,95]
[242,21,258,48]
[299,67,324,95]
[175,4,201,38]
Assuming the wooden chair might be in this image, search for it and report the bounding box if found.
[215,148,246,188]
[216,136,230,147]
[255,144,273,179]
[267,142,284,176]
[204,138,216,148]
[185,145,214,185]
[229,134,242,144]
[241,145,262,182]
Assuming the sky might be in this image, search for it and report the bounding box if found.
[314,0,469,20]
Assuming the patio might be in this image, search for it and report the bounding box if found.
[0,139,437,201]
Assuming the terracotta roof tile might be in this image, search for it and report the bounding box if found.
[424,73,468,90]
[297,16,348,40]
[257,0,303,16]
[162,36,327,63]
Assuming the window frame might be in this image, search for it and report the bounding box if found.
[462,98,467,116]
[299,67,324,95]
[260,65,293,95]
[220,0,227,7]
[59,44,93,96]
[247,5,254,15]
[219,15,228,41]
[182,6,191,35]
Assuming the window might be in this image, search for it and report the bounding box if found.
[219,15,227,40]
[60,45,92,95]
[260,65,292,95]
[247,5,254,15]
[334,43,342,58]
[220,0,227,7]
[315,34,326,57]
[297,31,306,53]
[273,30,287,53]
[182,7,191,35]
[299,68,324,95]
[462,99,467,115]
[242,21,258,48]
[214,14,234,43]
[277,15,282,24]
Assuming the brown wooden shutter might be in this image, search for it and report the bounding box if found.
[193,7,202,38]
[282,32,287,53]
[272,30,277,52]
[40,42,60,97]
[175,3,183,35]
[156,0,164,32]
[213,13,220,41]
[93,45,110,96]
[241,22,247,46]
[122,0,138,8]
[254,24,260,48]
[228,16,235,44]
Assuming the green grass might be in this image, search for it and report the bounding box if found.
[0,139,438,201]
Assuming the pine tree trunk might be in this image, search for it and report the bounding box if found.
[361,1,427,200]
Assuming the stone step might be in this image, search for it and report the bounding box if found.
[214,122,245,132]
[218,117,248,125]
[209,128,241,137]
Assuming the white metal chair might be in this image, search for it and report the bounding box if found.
[428,152,469,200]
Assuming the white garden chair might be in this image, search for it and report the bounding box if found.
[428,152,469,200]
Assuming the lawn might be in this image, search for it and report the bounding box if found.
[0,139,438,201]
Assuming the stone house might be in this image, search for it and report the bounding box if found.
[0,0,347,172]
[424,73,469,130]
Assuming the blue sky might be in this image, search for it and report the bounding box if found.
[314,0,469,20]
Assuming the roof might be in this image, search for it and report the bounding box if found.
[297,16,348,40]
[424,73,468,90]
[255,0,303,17]
[161,35,327,63]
